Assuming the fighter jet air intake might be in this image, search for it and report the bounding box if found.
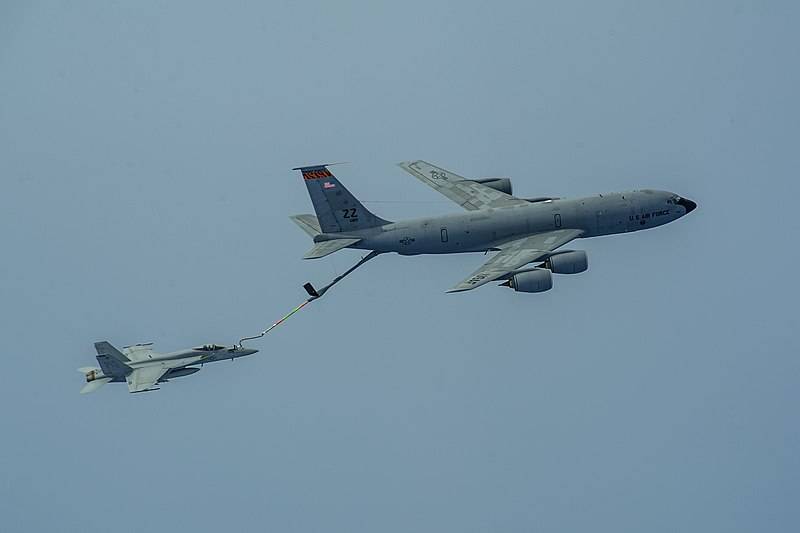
[291,161,697,293]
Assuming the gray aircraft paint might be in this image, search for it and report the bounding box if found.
[81,341,258,393]
[355,190,690,255]
[4,3,794,531]
[292,162,696,291]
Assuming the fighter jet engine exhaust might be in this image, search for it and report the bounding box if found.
[542,251,588,274]
[501,269,553,293]
[78,368,112,394]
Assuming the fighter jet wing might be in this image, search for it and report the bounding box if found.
[398,160,529,211]
[121,343,156,362]
[447,229,584,292]
[125,364,170,393]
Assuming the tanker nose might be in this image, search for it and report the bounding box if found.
[677,197,697,214]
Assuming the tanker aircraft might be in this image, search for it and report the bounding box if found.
[290,161,696,293]
[78,341,257,394]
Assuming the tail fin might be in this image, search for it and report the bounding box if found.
[293,164,390,233]
[94,341,132,378]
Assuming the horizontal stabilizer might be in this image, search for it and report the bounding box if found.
[290,214,322,237]
[80,377,112,394]
[126,366,169,393]
[303,238,361,259]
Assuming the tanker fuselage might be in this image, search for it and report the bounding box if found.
[352,190,694,255]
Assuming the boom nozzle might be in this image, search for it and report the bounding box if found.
[303,282,320,298]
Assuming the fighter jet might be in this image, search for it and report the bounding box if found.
[78,341,258,394]
[290,160,697,293]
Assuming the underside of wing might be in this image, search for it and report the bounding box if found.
[447,229,584,292]
[302,237,362,259]
[398,160,528,211]
[126,365,170,393]
[289,214,322,237]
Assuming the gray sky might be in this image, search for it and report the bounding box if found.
[1,1,798,532]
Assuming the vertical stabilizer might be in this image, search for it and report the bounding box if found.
[94,341,132,378]
[293,165,390,233]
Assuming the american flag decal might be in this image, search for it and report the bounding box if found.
[323,181,336,189]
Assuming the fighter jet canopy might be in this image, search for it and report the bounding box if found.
[193,344,227,352]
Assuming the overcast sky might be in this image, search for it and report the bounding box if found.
[1,1,798,532]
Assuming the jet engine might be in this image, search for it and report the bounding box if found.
[78,367,111,394]
[542,251,588,274]
[502,268,553,293]
[472,177,512,195]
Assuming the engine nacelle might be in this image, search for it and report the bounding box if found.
[504,268,553,293]
[543,251,588,274]
[472,177,512,195]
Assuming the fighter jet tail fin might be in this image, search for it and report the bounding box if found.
[94,341,132,378]
[293,164,391,233]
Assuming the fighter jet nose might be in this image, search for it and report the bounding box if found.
[229,346,258,356]
[677,197,697,214]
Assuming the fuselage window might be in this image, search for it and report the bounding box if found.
[554,214,562,228]
[441,228,448,242]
